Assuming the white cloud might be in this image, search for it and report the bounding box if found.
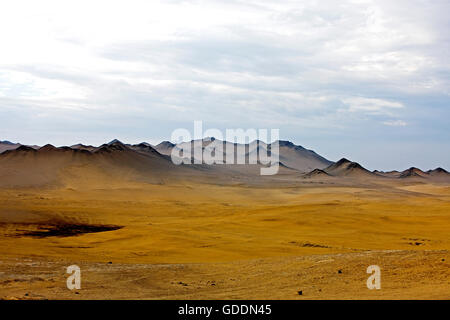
[383,120,407,126]
[342,97,404,115]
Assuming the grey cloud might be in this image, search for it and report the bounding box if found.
[0,0,449,169]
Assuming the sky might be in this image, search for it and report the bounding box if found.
[0,0,449,171]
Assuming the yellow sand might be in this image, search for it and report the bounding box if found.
[0,176,449,299]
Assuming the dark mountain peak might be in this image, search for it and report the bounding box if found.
[399,167,427,178]
[109,141,127,147]
[157,141,175,148]
[107,139,123,145]
[15,145,36,152]
[71,143,94,148]
[304,169,331,178]
[347,162,364,170]
[0,140,15,145]
[135,142,151,148]
[324,158,373,177]
[335,158,351,166]
[39,144,80,154]
[132,143,161,155]
[277,140,309,153]
[427,167,449,175]
[278,140,294,147]
[70,144,97,153]
[39,144,57,151]
[405,167,426,174]
[97,141,129,153]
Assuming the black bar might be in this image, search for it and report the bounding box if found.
[0,300,446,319]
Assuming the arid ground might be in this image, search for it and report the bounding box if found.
[1,175,449,299]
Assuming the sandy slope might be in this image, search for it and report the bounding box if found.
[0,174,449,299]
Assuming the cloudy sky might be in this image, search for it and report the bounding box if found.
[0,0,449,170]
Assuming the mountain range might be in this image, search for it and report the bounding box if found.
[0,139,448,187]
